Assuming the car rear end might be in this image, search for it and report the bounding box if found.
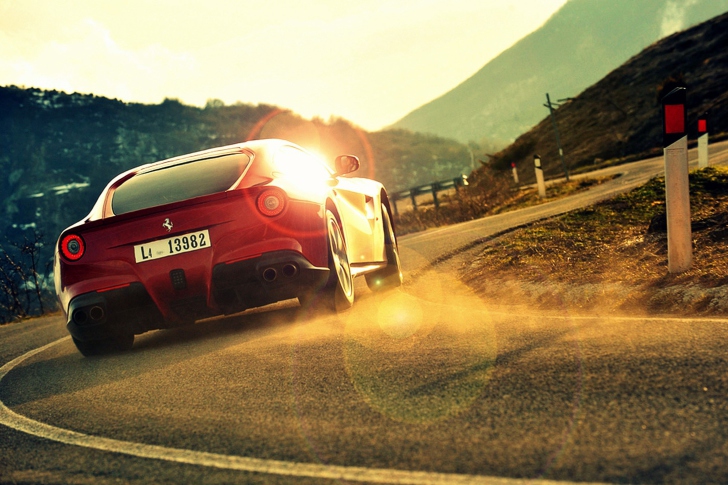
[55,145,330,345]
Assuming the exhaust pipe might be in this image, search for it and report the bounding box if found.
[282,263,299,278]
[89,305,105,322]
[262,268,278,282]
[73,310,87,325]
[72,305,105,325]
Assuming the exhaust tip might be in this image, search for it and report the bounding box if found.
[73,310,87,325]
[89,305,105,321]
[282,263,299,278]
[262,268,278,282]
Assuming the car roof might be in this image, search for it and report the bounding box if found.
[83,139,295,223]
[136,138,288,174]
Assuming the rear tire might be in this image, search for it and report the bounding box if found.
[366,204,403,292]
[72,333,134,357]
[319,210,355,312]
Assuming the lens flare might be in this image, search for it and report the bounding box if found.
[342,275,498,424]
[376,292,423,340]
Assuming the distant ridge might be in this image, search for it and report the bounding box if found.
[0,86,471,244]
[391,0,728,144]
[490,10,728,182]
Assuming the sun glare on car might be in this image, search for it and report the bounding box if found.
[272,148,333,193]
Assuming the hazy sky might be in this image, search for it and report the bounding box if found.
[0,0,568,131]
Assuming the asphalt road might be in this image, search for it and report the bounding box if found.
[1,143,727,485]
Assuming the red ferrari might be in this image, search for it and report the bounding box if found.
[54,139,402,356]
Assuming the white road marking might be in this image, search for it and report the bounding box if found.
[0,337,610,485]
[487,311,728,324]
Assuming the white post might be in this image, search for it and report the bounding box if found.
[533,155,546,198]
[511,162,519,184]
[664,136,692,273]
[698,133,709,169]
[662,87,692,274]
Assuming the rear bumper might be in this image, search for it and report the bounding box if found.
[66,250,329,341]
[66,282,163,342]
[212,250,329,314]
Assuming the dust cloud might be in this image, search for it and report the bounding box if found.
[339,271,498,424]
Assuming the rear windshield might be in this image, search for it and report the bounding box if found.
[112,153,251,215]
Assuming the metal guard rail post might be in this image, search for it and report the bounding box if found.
[390,174,468,216]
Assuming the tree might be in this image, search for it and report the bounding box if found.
[0,230,54,323]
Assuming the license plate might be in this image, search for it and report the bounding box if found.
[135,230,211,263]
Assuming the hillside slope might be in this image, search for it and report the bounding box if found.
[462,166,728,316]
[392,0,728,144]
[489,11,728,182]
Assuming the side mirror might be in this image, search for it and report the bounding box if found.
[334,155,360,176]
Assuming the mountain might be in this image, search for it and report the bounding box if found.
[489,11,728,182]
[391,0,728,145]
[0,87,471,251]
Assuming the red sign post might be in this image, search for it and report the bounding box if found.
[698,118,709,169]
[661,87,692,273]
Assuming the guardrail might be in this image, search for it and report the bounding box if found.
[390,174,468,216]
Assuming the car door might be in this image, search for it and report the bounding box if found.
[330,176,384,265]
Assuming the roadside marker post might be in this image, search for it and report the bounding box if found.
[533,155,546,198]
[698,118,709,169]
[511,162,519,184]
[662,87,692,273]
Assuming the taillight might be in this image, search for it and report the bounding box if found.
[257,188,286,217]
[60,234,85,261]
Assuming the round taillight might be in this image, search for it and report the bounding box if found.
[61,234,85,261]
[257,189,286,217]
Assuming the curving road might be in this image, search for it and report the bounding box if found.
[1,142,727,485]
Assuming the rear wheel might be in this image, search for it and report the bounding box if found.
[366,204,403,291]
[318,210,355,312]
[72,333,134,357]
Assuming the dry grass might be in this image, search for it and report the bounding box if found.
[460,166,728,316]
